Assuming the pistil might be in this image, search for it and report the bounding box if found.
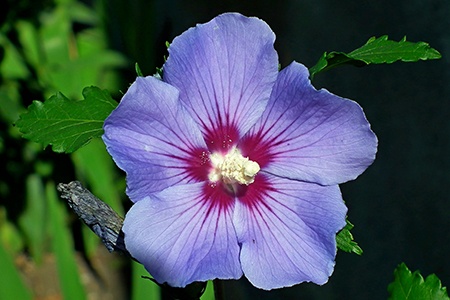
[209,147,260,185]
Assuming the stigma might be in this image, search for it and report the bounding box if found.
[209,147,260,185]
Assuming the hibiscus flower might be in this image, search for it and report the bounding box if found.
[103,12,377,290]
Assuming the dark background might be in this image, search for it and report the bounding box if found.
[110,0,450,299]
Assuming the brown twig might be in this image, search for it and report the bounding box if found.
[57,181,208,300]
[57,181,127,254]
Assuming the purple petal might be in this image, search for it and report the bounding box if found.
[240,62,377,185]
[123,182,243,287]
[103,76,208,201]
[233,174,347,290]
[164,13,279,147]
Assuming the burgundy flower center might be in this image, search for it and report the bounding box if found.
[184,122,265,200]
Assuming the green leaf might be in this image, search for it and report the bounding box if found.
[0,208,24,254]
[15,20,42,70]
[349,36,441,63]
[309,35,441,79]
[388,263,449,300]
[19,174,47,264]
[0,81,25,124]
[16,86,117,153]
[135,62,144,77]
[46,181,86,300]
[48,27,127,98]
[71,139,124,257]
[0,33,31,79]
[131,261,161,300]
[0,241,32,300]
[336,219,363,255]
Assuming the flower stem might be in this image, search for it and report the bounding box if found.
[213,279,224,300]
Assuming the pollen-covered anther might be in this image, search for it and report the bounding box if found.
[209,147,260,185]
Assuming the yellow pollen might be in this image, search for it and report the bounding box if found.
[209,147,260,185]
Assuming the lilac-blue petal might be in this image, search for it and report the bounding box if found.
[164,13,278,137]
[102,76,207,201]
[123,183,242,287]
[233,174,347,290]
[247,62,377,185]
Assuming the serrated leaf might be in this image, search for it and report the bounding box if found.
[309,35,441,79]
[350,36,441,62]
[16,86,117,153]
[388,263,449,300]
[336,219,363,255]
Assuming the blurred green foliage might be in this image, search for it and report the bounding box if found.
[0,0,170,298]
